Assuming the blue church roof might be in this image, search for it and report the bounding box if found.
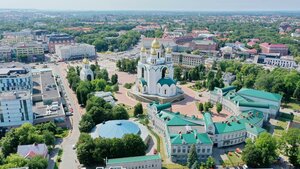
[93,120,140,139]
[157,78,176,86]
[139,78,147,86]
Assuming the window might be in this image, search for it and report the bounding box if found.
[164,89,167,95]
[202,149,205,153]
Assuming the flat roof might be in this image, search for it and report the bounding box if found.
[39,70,60,100]
[107,155,161,165]
[0,91,31,101]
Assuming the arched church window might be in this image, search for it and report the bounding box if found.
[142,68,144,78]
[162,67,168,78]
[164,89,167,95]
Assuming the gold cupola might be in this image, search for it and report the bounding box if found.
[151,38,160,49]
[166,47,172,54]
[141,46,147,53]
[82,58,89,64]
[151,48,157,56]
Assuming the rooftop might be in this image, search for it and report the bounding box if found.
[170,131,213,145]
[0,91,31,101]
[107,155,161,165]
[237,88,282,102]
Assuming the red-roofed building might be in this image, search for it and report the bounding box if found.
[247,41,256,47]
[260,43,288,56]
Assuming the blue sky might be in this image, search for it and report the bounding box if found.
[1,0,300,11]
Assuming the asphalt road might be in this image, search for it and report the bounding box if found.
[51,63,82,169]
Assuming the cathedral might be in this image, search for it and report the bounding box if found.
[130,39,184,102]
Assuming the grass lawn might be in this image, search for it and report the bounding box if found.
[228,152,244,166]
[273,119,288,136]
[222,152,244,167]
[162,163,188,169]
[284,98,300,111]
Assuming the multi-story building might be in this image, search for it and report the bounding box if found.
[55,43,96,60]
[0,91,33,127]
[192,40,217,51]
[210,86,282,118]
[264,56,297,68]
[0,46,12,61]
[260,43,288,56]
[14,42,44,61]
[106,155,162,169]
[147,101,266,163]
[172,52,205,68]
[254,54,297,69]
[0,63,32,92]
[46,34,75,53]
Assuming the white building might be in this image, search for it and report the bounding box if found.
[80,58,94,81]
[172,52,205,68]
[0,63,32,92]
[264,56,297,69]
[136,39,177,97]
[94,91,115,105]
[0,91,33,127]
[106,155,162,169]
[55,43,96,60]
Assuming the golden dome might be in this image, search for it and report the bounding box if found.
[141,46,147,53]
[82,58,89,64]
[166,47,172,54]
[151,48,157,55]
[151,38,160,49]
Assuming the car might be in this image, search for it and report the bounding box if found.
[65,112,73,116]
[72,144,76,150]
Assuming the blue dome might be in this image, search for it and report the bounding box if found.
[96,120,140,138]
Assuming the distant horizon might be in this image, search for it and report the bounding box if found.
[1,8,300,13]
[1,0,300,12]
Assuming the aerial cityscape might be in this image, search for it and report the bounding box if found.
[0,1,300,169]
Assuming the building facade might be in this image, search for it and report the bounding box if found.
[106,155,162,169]
[55,43,96,60]
[14,42,44,59]
[134,39,179,97]
[147,101,266,163]
[46,34,75,53]
[0,65,32,92]
[263,56,297,68]
[0,91,33,127]
[0,46,12,61]
[172,52,205,68]
[210,86,282,119]
[260,43,288,56]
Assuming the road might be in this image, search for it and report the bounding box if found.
[51,63,82,169]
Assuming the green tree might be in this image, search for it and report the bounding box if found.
[26,156,48,169]
[191,161,199,169]
[242,133,278,168]
[206,156,215,168]
[216,103,223,114]
[42,130,55,146]
[174,66,182,81]
[122,134,146,157]
[112,106,129,120]
[280,128,300,167]
[76,134,96,165]
[198,103,204,112]
[3,154,27,168]
[76,81,93,105]
[293,81,300,100]
[111,74,118,85]
[79,114,95,132]
[91,79,107,91]
[133,102,143,117]
[187,144,198,168]
[104,85,112,92]
[112,84,119,92]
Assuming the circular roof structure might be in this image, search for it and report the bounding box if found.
[93,120,140,139]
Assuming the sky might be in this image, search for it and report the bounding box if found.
[0,0,300,11]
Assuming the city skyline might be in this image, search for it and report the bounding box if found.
[1,0,300,11]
